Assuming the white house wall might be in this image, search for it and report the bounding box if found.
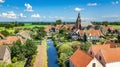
[87,57,103,67]
[105,62,120,67]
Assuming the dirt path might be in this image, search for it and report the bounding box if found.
[34,40,47,67]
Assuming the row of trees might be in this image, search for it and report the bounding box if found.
[92,21,120,25]
[31,27,46,40]
[10,40,37,63]
[0,22,24,28]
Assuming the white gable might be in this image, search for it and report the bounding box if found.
[87,57,103,67]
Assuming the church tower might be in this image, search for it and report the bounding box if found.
[76,13,81,30]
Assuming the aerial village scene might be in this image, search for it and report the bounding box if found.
[0,0,120,67]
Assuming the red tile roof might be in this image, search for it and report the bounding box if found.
[98,48,120,63]
[45,25,52,32]
[79,30,103,36]
[90,41,120,55]
[70,49,92,67]
[0,36,24,45]
[102,25,114,31]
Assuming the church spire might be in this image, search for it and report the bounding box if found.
[76,13,81,30]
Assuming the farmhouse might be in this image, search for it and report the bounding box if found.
[0,46,11,63]
[0,36,24,45]
[78,30,103,43]
[69,49,103,67]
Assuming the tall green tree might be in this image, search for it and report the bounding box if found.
[24,40,37,58]
[56,19,62,25]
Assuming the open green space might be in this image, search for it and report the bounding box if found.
[15,23,48,28]
[13,61,25,67]
[113,25,120,29]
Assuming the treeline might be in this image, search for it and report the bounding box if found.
[31,21,75,25]
[0,22,24,28]
[92,21,120,25]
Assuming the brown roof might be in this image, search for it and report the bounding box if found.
[102,25,114,31]
[55,24,64,30]
[45,25,52,32]
[90,45,109,56]
[90,41,120,55]
[70,49,92,67]
[0,36,24,45]
[108,26,114,30]
[0,33,5,39]
[55,24,75,30]
[79,30,103,36]
[98,48,120,63]
[0,46,10,60]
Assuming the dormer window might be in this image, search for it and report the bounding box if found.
[90,51,92,55]
[99,56,102,60]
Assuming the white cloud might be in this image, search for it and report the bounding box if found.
[19,13,26,18]
[24,3,33,12]
[102,15,119,18]
[0,0,5,3]
[112,1,119,5]
[31,14,41,18]
[87,3,98,6]
[48,16,65,20]
[74,7,83,12]
[0,11,17,19]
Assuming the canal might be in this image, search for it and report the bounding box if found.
[47,39,58,67]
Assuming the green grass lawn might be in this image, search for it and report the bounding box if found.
[13,61,25,67]
[0,27,15,34]
[113,25,120,29]
[0,61,25,67]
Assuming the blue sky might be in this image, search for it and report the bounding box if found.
[0,0,120,22]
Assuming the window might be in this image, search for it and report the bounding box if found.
[92,63,96,67]
[90,51,92,55]
[99,56,102,60]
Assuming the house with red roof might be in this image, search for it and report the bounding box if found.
[88,42,120,67]
[69,49,103,67]
[101,26,115,35]
[0,36,25,45]
[79,30,103,43]
[96,48,120,67]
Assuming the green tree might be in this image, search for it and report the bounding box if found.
[102,21,108,26]
[80,42,91,52]
[10,40,25,60]
[58,44,73,56]
[58,53,67,67]
[24,40,37,58]
[0,30,10,36]
[56,19,62,25]
[12,57,17,63]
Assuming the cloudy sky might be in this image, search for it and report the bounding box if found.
[0,0,120,22]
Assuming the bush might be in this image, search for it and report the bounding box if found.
[12,57,17,63]
[7,64,14,67]
[30,55,36,66]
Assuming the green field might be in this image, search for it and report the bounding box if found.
[0,24,49,34]
[113,25,120,29]
[15,23,48,28]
